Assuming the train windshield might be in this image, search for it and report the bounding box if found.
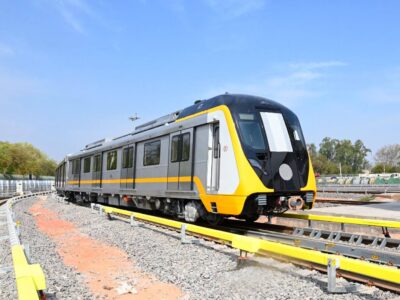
[237,113,266,150]
[283,112,307,153]
[236,112,306,153]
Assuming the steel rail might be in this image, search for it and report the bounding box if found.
[89,203,400,292]
[315,198,390,205]
[317,184,400,194]
[87,201,400,264]
[213,221,400,267]
[282,212,400,228]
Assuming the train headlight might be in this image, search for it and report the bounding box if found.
[279,164,293,181]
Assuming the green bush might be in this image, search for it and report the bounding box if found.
[0,141,57,176]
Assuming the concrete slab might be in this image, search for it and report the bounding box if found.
[310,202,400,221]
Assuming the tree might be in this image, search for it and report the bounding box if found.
[374,144,400,172]
[371,163,399,173]
[353,139,371,171]
[311,154,339,175]
[307,143,317,157]
[319,137,339,161]
[0,141,57,176]
[310,137,371,175]
[0,142,12,174]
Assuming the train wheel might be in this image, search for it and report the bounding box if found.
[204,213,224,226]
[184,201,201,223]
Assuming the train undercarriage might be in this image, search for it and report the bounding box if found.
[60,191,314,225]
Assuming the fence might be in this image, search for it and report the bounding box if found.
[0,180,54,198]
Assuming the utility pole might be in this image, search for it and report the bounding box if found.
[339,163,342,178]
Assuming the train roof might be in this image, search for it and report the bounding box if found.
[177,94,291,120]
[63,94,293,162]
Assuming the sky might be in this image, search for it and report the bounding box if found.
[0,0,399,162]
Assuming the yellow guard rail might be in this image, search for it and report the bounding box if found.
[282,212,400,228]
[6,192,49,300]
[11,245,46,300]
[101,205,400,286]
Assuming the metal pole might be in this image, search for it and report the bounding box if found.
[130,215,139,227]
[327,258,338,293]
[181,224,187,243]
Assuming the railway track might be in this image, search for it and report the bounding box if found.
[76,199,400,293]
[106,211,400,267]
[315,197,390,205]
[216,219,400,267]
[318,184,400,194]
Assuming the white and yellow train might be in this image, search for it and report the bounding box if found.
[55,94,316,224]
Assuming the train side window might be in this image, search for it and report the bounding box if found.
[122,147,134,169]
[128,147,134,168]
[181,133,190,161]
[170,133,190,162]
[71,159,80,175]
[107,151,117,170]
[213,126,220,158]
[171,135,180,162]
[83,157,91,173]
[93,155,101,172]
[122,148,129,168]
[144,140,161,166]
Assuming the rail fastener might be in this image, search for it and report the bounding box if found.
[99,205,400,291]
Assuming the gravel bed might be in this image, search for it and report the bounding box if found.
[0,205,17,300]
[10,197,93,300]
[41,195,397,300]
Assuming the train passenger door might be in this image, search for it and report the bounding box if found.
[167,129,194,191]
[61,163,66,188]
[92,154,102,188]
[168,132,180,190]
[179,129,193,190]
[120,145,135,189]
[210,123,220,191]
[103,149,119,189]
[70,159,81,187]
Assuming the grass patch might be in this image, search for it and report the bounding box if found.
[357,195,375,202]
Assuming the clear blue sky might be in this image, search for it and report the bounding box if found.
[0,0,399,162]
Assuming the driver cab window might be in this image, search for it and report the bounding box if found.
[237,113,266,150]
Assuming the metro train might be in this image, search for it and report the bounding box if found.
[55,94,316,224]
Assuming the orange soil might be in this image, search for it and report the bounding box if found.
[30,197,183,299]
